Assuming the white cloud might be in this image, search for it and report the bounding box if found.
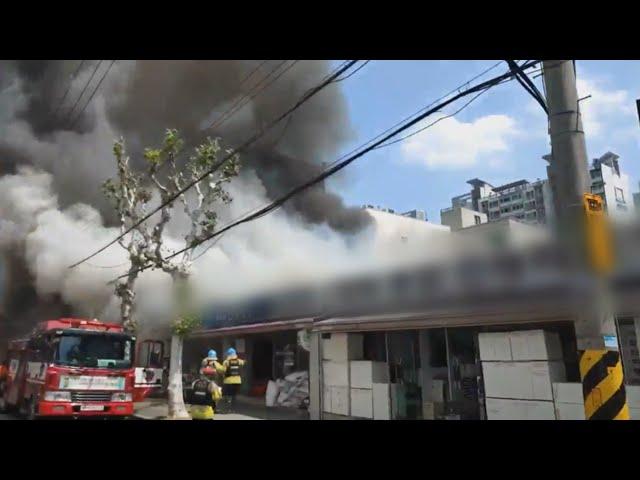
[576,77,635,138]
[400,114,519,170]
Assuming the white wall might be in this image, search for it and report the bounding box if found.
[366,208,451,255]
[441,206,487,232]
[601,164,635,221]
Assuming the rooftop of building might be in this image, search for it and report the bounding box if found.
[493,179,530,192]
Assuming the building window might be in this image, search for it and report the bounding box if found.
[525,191,535,200]
[481,201,488,212]
[474,215,481,225]
[489,200,499,208]
[512,193,522,200]
[500,196,510,204]
[591,170,602,180]
[615,187,625,203]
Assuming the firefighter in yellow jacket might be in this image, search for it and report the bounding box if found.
[222,348,245,411]
[190,349,224,420]
[200,350,224,382]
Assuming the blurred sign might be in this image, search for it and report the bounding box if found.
[583,193,614,274]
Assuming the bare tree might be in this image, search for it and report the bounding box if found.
[105,129,240,419]
[102,141,153,334]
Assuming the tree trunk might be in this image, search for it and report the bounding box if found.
[167,334,190,419]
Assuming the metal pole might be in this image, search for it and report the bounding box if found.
[543,60,628,420]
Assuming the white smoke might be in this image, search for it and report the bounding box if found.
[0,61,455,341]
[0,162,456,337]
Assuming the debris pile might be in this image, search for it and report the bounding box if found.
[266,371,309,409]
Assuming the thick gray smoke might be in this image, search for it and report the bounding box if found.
[1,60,371,230]
[0,60,376,344]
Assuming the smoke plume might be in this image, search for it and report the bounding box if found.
[0,60,378,342]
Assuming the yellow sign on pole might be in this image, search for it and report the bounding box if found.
[583,193,614,274]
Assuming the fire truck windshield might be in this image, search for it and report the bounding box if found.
[52,332,133,369]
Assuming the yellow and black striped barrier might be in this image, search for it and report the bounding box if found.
[579,349,629,420]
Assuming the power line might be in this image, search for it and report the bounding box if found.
[332,60,371,82]
[61,60,103,127]
[52,60,85,119]
[109,60,541,281]
[207,60,293,131]
[375,75,517,149]
[70,60,360,269]
[85,61,353,271]
[177,62,516,257]
[68,60,117,129]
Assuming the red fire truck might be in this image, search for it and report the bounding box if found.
[0,318,141,419]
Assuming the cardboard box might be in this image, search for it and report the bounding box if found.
[350,388,373,419]
[331,386,350,416]
[555,402,585,420]
[350,361,389,389]
[478,332,512,361]
[323,361,349,387]
[373,383,390,420]
[485,397,556,420]
[552,382,583,404]
[482,361,566,401]
[509,330,563,361]
[322,333,363,362]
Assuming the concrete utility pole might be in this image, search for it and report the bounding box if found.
[543,60,629,420]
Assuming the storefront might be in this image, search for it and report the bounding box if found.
[185,318,313,410]
[313,294,582,420]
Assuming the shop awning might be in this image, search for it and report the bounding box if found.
[312,299,576,333]
[190,317,315,338]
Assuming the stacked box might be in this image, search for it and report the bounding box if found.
[552,382,585,420]
[350,361,389,389]
[349,361,389,419]
[373,383,390,420]
[486,397,556,420]
[350,388,373,419]
[479,330,565,420]
[321,333,363,417]
[322,333,363,362]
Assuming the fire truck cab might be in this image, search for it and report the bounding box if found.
[0,318,137,419]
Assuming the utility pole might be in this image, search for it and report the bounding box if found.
[543,60,629,420]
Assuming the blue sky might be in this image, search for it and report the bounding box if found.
[327,60,640,224]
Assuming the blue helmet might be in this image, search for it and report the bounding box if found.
[226,348,237,357]
[208,349,217,359]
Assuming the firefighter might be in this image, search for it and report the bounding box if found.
[200,349,224,383]
[222,347,245,411]
[188,376,222,420]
